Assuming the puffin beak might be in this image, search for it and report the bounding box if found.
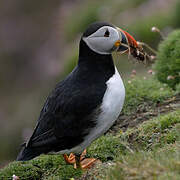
[114,27,138,54]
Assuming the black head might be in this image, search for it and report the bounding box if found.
[82,22,115,38]
[79,21,139,59]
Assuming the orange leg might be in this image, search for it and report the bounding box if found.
[63,149,98,169]
[80,148,87,161]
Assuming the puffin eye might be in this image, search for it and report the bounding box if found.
[104,29,110,37]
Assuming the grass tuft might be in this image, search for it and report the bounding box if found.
[107,143,180,180]
[123,110,180,150]
[154,30,180,89]
[87,135,128,162]
[0,161,42,180]
[0,155,82,180]
[123,77,175,115]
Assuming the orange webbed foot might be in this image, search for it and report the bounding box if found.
[80,157,97,169]
[63,149,99,169]
[63,153,75,164]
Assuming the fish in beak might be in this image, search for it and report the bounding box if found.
[114,27,146,61]
[115,27,138,53]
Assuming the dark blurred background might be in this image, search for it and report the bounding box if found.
[0,0,179,166]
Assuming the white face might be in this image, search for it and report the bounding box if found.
[83,26,121,55]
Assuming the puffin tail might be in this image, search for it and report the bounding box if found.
[16,145,41,161]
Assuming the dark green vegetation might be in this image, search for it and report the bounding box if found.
[154,30,180,89]
[108,143,180,180]
[1,76,179,179]
[123,78,175,115]
[0,155,82,180]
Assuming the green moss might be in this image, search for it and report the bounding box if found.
[42,163,82,180]
[123,77,175,115]
[87,135,128,162]
[0,161,42,180]
[0,155,82,180]
[83,109,180,179]
[154,30,180,89]
[107,143,180,180]
[88,110,180,162]
[123,110,180,150]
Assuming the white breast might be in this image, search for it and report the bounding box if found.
[68,67,125,154]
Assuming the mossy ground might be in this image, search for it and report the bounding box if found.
[123,77,175,115]
[82,110,180,180]
[0,76,179,180]
[107,143,180,180]
[0,155,82,180]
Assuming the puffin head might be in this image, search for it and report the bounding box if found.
[81,21,138,55]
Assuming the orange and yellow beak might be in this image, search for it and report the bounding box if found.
[114,27,138,54]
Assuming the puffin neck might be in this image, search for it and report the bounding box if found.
[78,39,115,71]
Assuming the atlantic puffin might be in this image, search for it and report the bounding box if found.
[17,22,139,169]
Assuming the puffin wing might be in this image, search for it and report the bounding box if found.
[26,77,105,152]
